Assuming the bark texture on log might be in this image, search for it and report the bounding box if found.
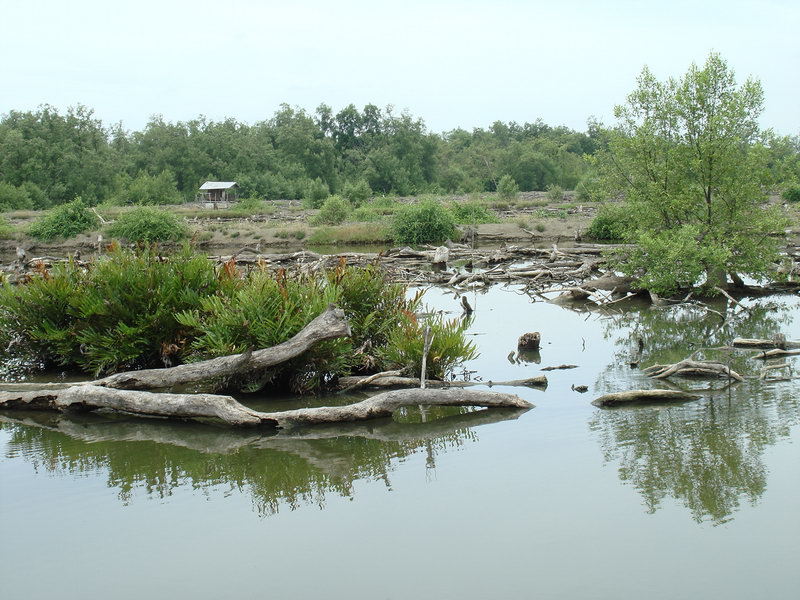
[335,375,548,389]
[0,385,533,428]
[642,360,744,382]
[93,304,351,391]
[732,338,800,350]
[592,389,701,407]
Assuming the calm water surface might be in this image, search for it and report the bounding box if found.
[2,286,799,599]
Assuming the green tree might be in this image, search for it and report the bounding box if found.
[596,53,785,293]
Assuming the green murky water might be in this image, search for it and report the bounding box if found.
[2,286,799,599]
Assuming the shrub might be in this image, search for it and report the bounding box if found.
[115,171,181,205]
[312,195,351,225]
[782,185,800,203]
[546,184,565,202]
[29,198,98,241]
[342,180,372,207]
[350,206,384,222]
[21,182,51,210]
[0,182,33,212]
[496,175,519,200]
[392,199,458,244]
[381,312,478,379]
[449,200,498,224]
[0,216,14,239]
[586,203,633,241]
[302,178,330,209]
[107,206,189,243]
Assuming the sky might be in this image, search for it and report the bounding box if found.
[1,0,798,135]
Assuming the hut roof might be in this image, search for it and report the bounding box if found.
[199,181,238,190]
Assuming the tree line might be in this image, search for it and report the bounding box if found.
[0,103,615,209]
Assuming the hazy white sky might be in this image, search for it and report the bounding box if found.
[2,0,798,134]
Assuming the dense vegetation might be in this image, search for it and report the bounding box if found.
[0,249,476,393]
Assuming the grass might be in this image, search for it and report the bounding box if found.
[308,224,391,245]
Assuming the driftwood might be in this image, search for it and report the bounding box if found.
[92,304,351,391]
[335,375,548,390]
[642,359,744,382]
[0,385,532,428]
[592,389,701,407]
[753,348,800,360]
[732,337,800,350]
[541,364,578,371]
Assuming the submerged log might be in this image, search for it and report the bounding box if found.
[93,304,351,391]
[732,337,800,350]
[336,375,548,390]
[642,359,744,382]
[0,385,533,428]
[592,389,701,407]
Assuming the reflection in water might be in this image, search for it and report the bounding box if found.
[0,407,524,516]
[590,297,799,524]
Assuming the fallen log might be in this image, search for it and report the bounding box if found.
[0,385,533,428]
[592,389,701,407]
[642,359,744,382]
[93,304,352,391]
[541,364,578,371]
[335,375,548,390]
[752,348,800,360]
[732,337,800,350]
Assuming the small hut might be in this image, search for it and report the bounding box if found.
[197,181,238,208]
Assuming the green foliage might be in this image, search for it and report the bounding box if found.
[0,248,227,374]
[115,170,181,205]
[586,203,634,240]
[496,174,519,200]
[312,195,351,225]
[107,207,189,243]
[0,216,14,239]
[448,200,498,224]
[28,198,99,241]
[302,178,330,209]
[392,199,458,244]
[781,185,800,203]
[0,181,33,212]
[342,179,372,207]
[381,313,478,379]
[596,53,786,292]
[350,206,385,222]
[546,184,565,202]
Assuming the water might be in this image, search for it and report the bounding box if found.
[2,286,800,599]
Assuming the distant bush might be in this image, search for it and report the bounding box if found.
[546,184,565,202]
[29,198,98,241]
[496,175,519,200]
[449,200,498,224]
[302,178,330,209]
[342,180,372,207]
[782,185,800,203]
[392,199,458,244]
[113,171,181,205]
[107,206,189,243]
[0,216,14,239]
[235,196,269,214]
[350,206,384,222]
[586,203,633,241]
[0,182,33,212]
[312,195,351,225]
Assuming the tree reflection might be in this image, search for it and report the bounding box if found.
[0,407,523,516]
[590,296,799,524]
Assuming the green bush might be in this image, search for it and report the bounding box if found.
[496,175,519,201]
[782,185,800,203]
[107,207,189,243]
[0,216,14,239]
[29,198,99,241]
[586,203,633,241]
[392,199,458,244]
[115,171,181,205]
[302,178,330,209]
[342,180,372,207]
[0,182,33,212]
[381,312,478,379]
[350,206,384,222]
[312,195,351,225]
[449,200,498,224]
[546,184,565,202]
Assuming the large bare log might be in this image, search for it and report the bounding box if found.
[92,304,352,391]
[732,337,800,350]
[0,385,532,428]
[592,389,701,407]
[642,359,744,382]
